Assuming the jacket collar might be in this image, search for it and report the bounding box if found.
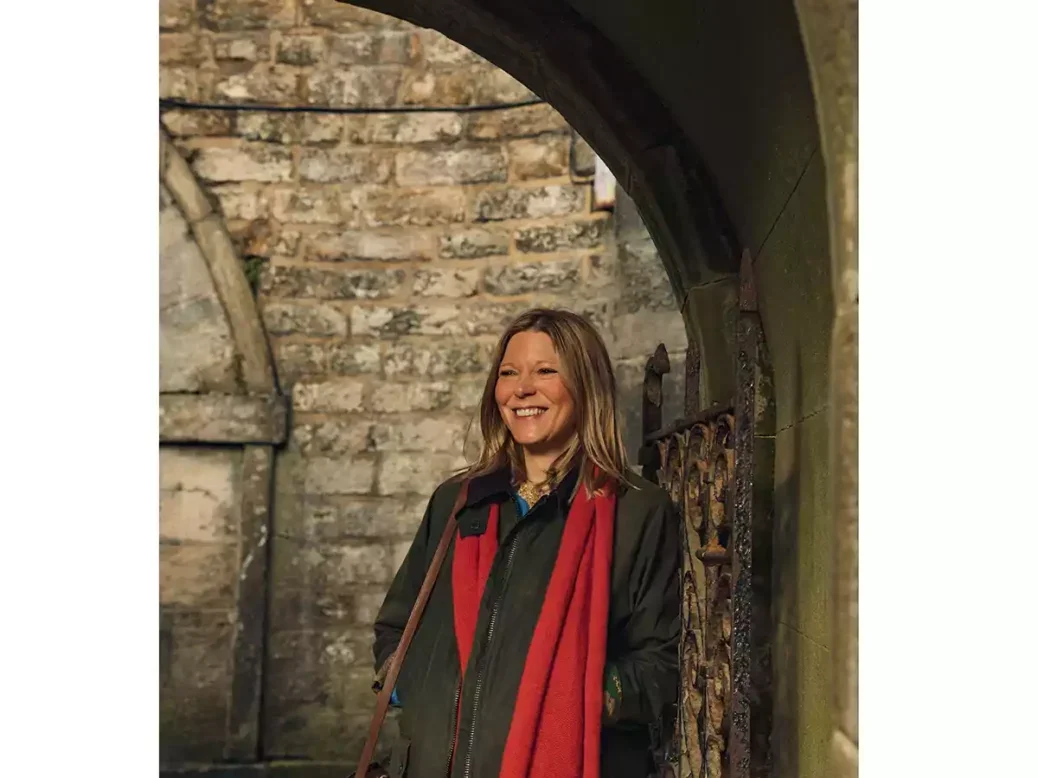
[464,461,582,511]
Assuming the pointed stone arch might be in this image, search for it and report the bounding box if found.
[159,128,286,763]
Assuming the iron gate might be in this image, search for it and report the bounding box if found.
[643,253,771,778]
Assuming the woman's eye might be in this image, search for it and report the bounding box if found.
[538,367,557,375]
[499,369,517,377]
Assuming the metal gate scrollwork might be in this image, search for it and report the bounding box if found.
[642,252,769,778]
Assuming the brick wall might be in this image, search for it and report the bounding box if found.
[160,0,687,761]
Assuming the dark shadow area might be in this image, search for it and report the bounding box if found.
[770,350,803,778]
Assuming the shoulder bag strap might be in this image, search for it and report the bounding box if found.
[354,479,470,777]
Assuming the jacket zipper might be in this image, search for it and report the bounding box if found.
[443,681,462,777]
[460,536,520,778]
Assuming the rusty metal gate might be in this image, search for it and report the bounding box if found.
[644,254,771,778]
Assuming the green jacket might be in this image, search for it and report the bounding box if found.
[373,465,680,778]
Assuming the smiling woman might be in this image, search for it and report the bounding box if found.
[369,307,680,778]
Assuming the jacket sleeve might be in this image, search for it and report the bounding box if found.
[372,488,440,678]
[605,499,681,726]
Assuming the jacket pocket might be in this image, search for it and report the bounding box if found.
[388,738,410,778]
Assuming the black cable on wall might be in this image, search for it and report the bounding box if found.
[159,96,547,115]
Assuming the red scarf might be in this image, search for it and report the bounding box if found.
[451,480,616,778]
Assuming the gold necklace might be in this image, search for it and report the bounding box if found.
[516,478,551,505]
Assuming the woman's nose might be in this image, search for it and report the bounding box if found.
[515,380,533,396]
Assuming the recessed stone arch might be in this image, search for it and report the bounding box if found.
[160,127,287,764]
[161,128,277,394]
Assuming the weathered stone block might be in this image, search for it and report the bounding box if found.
[617,236,680,313]
[395,147,508,187]
[290,496,427,542]
[160,33,205,65]
[399,68,475,106]
[160,0,195,30]
[304,456,377,495]
[214,68,299,102]
[378,452,467,496]
[439,227,510,259]
[347,114,465,145]
[570,134,597,179]
[160,447,242,543]
[369,414,469,453]
[162,109,234,137]
[326,31,416,65]
[585,254,616,289]
[267,630,374,684]
[292,420,372,458]
[514,219,606,253]
[164,154,216,225]
[263,705,393,762]
[352,303,526,338]
[231,119,291,152]
[275,539,394,592]
[160,543,238,608]
[351,305,457,338]
[160,617,233,762]
[210,184,270,220]
[271,187,347,225]
[472,185,587,221]
[467,104,569,141]
[299,115,344,144]
[293,378,366,413]
[610,310,687,362]
[382,341,490,378]
[473,66,537,103]
[301,0,412,30]
[416,30,484,65]
[261,300,348,337]
[271,340,329,382]
[451,375,487,411]
[276,33,326,66]
[160,199,239,393]
[199,0,295,31]
[413,267,482,298]
[212,32,270,62]
[326,342,382,376]
[369,381,452,413]
[160,66,198,100]
[260,264,406,300]
[231,115,321,145]
[305,67,402,108]
[237,221,300,257]
[191,142,293,183]
[508,137,569,181]
[304,230,433,263]
[484,258,581,296]
[351,186,466,227]
[298,148,393,184]
[159,393,288,445]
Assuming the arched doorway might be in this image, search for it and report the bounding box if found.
[158,0,858,775]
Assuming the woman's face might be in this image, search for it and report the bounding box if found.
[495,330,577,454]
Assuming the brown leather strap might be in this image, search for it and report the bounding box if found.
[355,480,470,777]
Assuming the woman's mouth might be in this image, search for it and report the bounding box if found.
[513,407,548,418]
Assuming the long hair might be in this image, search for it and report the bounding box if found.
[461,308,632,495]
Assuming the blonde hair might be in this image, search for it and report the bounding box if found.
[461,308,631,495]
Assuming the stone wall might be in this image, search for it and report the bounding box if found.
[159,0,686,762]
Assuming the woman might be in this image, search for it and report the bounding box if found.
[373,308,679,778]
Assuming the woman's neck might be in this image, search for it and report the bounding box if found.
[521,445,566,484]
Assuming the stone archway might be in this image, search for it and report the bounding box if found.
[160,129,287,763]
[157,0,858,773]
[326,2,857,777]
